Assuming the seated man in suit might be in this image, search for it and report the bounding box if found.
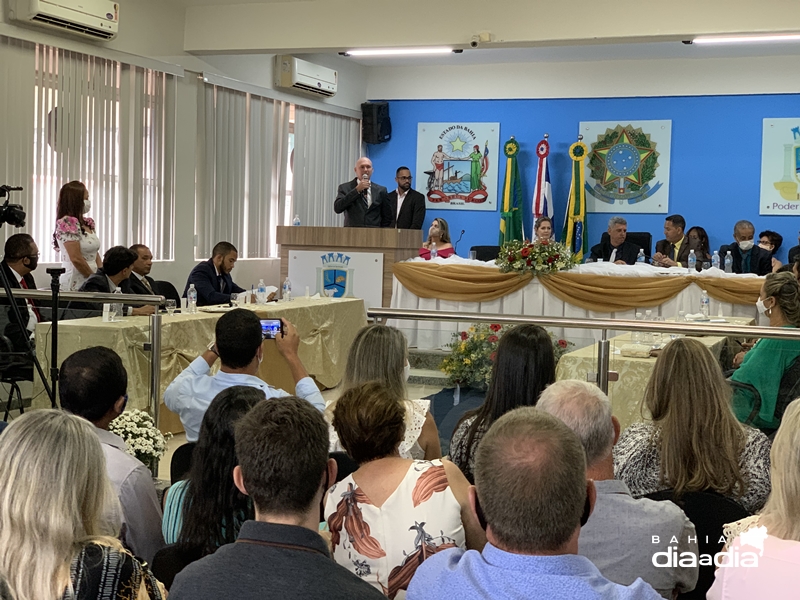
[184,241,246,307]
[334,157,392,228]
[0,234,46,355]
[653,214,694,267]
[720,220,772,276]
[128,244,158,296]
[388,166,425,229]
[589,216,639,265]
[73,246,156,317]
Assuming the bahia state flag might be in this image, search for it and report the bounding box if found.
[561,140,589,261]
[532,137,554,221]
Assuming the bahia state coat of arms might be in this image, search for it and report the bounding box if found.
[585,125,664,205]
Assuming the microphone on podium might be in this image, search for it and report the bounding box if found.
[454,229,465,253]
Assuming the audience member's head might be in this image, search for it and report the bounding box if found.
[215,308,263,370]
[762,272,800,327]
[3,233,39,274]
[759,230,783,256]
[102,246,138,278]
[663,215,685,243]
[686,226,711,256]
[428,217,451,244]
[0,410,118,600]
[59,346,128,426]
[130,244,153,276]
[760,399,800,541]
[332,381,406,464]
[180,386,264,554]
[234,396,333,521]
[534,216,553,241]
[474,407,592,554]
[343,324,407,400]
[607,216,627,247]
[733,220,756,249]
[211,241,238,275]
[538,380,618,470]
[645,337,745,498]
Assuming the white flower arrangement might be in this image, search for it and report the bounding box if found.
[108,409,172,468]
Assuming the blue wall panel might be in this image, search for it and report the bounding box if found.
[367,95,800,261]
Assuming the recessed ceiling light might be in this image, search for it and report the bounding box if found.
[341,47,455,57]
[692,33,800,45]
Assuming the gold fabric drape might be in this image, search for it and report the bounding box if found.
[392,263,763,311]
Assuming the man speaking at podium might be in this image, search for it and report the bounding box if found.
[334,157,392,227]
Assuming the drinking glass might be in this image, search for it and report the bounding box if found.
[653,316,665,344]
[108,305,118,322]
[165,299,176,316]
[469,250,477,261]
[230,293,240,307]
[702,261,711,271]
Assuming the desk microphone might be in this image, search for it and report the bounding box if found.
[454,229,465,253]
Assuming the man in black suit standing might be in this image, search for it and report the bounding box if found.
[589,217,639,264]
[387,166,426,229]
[719,220,772,276]
[0,234,44,353]
[128,244,158,296]
[653,214,695,268]
[334,157,392,228]
[184,241,247,306]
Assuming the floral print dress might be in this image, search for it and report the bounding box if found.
[325,459,465,599]
[54,215,100,291]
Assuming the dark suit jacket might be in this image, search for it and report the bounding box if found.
[129,273,157,296]
[69,269,139,317]
[655,236,697,266]
[589,239,640,265]
[183,259,245,307]
[0,261,40,353]
[718,244,773,276]
[387,188,426,229]
[789,245,800,265]
[334,179,392,228]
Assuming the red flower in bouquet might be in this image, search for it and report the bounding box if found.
[554,254,560,260]
[558,339,568,348]
[489,324,502,332]
[490,351,497,362]
[520,247,531,257]
[547,256,554,264]
[508,254,515,262]
[541,239,549,245]
[526,259,532,266]
[488,335,499,343]
[460,331,468,340]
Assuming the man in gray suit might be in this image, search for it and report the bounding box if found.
[334,157,392,228]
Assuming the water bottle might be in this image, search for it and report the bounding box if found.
[187,283,198,314]
[430,243,438,259]
[112,286,124,320]
[700,290,710,317]
[292,214,301,226]
[282,277,292,301]
[711,250,721,270]
[257,279,268,304]
[687,249,697,272]
[632,311,643,343]
[724,251,733,274]
[636,249,645,263]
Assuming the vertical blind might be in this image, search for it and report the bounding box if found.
[292,106,361,228]
[0,36,176,262]
[195,80,290,259]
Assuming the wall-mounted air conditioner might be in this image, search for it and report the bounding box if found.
[10,0,119,41]
[273,55,337,98]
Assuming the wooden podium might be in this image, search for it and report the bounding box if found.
[276,226,421,307]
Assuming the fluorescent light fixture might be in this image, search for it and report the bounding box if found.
[343,47,454,57]
[692,33,800,44]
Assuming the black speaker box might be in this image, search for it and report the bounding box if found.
[362,102,391,144]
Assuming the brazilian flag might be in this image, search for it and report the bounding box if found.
[499,138,524,245]
[562,140,589,261]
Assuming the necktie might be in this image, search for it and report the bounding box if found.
[219,276,225,292]
[19,278,42,322]
[365,186,372,208]
[668,244,676,260]
[142,277,154,294]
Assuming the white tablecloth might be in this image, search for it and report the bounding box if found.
[390,259,762,350]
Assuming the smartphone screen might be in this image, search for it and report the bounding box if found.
[261,319,283,340]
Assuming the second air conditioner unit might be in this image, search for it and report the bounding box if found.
[273,55,337,98]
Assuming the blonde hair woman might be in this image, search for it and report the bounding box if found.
[0,410,164,600]
[329,324,441,460]
[614,337,772,513]
[709,399,800,598]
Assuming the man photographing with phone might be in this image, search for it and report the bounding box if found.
[164,309,325,442]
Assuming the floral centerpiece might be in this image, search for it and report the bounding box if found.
[108,409,172,473]
[439,323,573,390]
[496,238,578,275]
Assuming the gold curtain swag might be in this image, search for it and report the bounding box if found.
[392,263,763,312]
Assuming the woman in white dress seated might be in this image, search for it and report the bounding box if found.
[53,180,101,291]
[325,382,484,599]
[328,324,441,460]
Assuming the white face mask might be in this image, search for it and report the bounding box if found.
[403,361,410,382]
[756,298,769,315]
[83,199,91,214]
[738,240,754,252]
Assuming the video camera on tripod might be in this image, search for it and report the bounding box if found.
[0,185,26,227]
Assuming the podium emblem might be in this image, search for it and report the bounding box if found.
[316,252,354,298]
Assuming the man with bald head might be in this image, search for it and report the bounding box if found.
[334,157,392,227]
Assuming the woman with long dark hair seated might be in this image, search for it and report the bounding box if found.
[449,324,556,483]
[157,386,264,585]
